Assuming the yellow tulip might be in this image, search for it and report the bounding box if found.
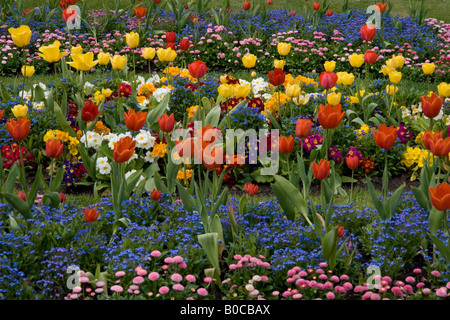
[389,70,402,84]
[285,84,301,98]
[274,59,285,70]
[21,65,35,77]
[327,92,341,106]
[102,88,113,98]
[277,42,291,56]
[437,82,450,98]
[242,53,257,69]
[386,55,405,69]
[292,95,310,105]
[349,54,364,68]
[422,63,435,75]
[11,104,28,118]
[379,65,395,76]
[38,40,67,63]
[156,48,177,62]
[335,72,346,85]
[234,84,251,98]
[142,47,156,60]
[386,85,398,96]
[218,84,235,98]
[71,46,83,55]
[8,25,32,47]
[110,55,127,70]
[67,52,99,71]
[98,52,111,65]
[126,32,140,49]
[324,61,336,72]
[341,73,355,86]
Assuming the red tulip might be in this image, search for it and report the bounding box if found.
[134,6,147,18]
[318,71,338,89]
[6,117,30,141]
[360,24,377,41]
[23,9,32,15]
[112,136,136,163]
[60,193,67,203]
[268,68,286,86]
[81,100,100,122]
[429,137,450,158]
[165,42,176,50]
[279,135,295,155]
[188,60,207,79]
[312,159,331,180]
[337,225,345,238]
[151,189,162,201]
[158,113,175,133]
[326,10,333,16]
[165,31,176,43]
[66,0,76,4]
[153,0,161,3]
[18,191,27,202]
[202,146,223,170]
[244,182,258,196]
[422,130,443,151]
[346,155,359,170]
[0,110,4,119]
[372,124,398,150]
[46,139,64,159]
[429,183,450,211]
[59,1,69,9]
[295,119,312,139]
[313,2,320,10]
[318,104,345,129]
[124,108,148,132]
[83,207,99,223]
[179,38,190,51]
[421,93,443,119]
[268,0,273,4]
[243,1,251,10]
[363,50,378,64]
[62,8,76,22]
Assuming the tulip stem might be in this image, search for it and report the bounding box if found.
[22,49,27,101]
[49,158,55,188]
[350,169,354,204]
[437,157,442,185]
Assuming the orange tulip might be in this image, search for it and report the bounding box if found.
[429,137,450,158]
[375,2,388,13]
[421,93,443,119]
[6,117,30,141]
[346,155,359,170]
[134,6,147,18]
[318,104,345,129]
[372,124,398,150]
[244,182,258,196]
[429,182,450,211]
[158,113,175,133]
[113,136,136,163]
[337,225,345,238]
[202,146,223,170]
[312,159,331,180]
[46,139,64,159]
[83,207,99,223]
[295,119,312,139]
[81,100,100,122]
[422,130,443,151]
[279,135,295,155]
[0,109,5,119]
[124,109,148,132]
[151,189,162,201]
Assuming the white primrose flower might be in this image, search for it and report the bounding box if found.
[80,131,102,149]
[96,157,111,175]
[134,130,156,150]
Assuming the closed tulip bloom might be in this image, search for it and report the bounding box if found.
[151,189,162,201]
[188,60,207,79]
[360,24,377,41]
[67,52,99,71]
[363,50,378,64]
[218,84,235,98]
[279,135,295,154]
[429,183,450,211]
[134,6,147,18]
[327,92,341,106]
[274,59,285,70]
[142,47,156,60]
[341,73,355,86]
[0,110,5,119]
[326,10,333,16]
[318,103,345,129]
[156,47,177,62]
[179,38,190,51]
[97,52,110,65]
[234,84,251,98]
[324,61,336,72]
[269,68,286,86]
[285,84,301,98]
[375,2,388,13]
[158,113,175,133]
[349,54,365,68]
[421,93,443,119]
[386,85,398,96]
[38,40,67,63]
[8,25,32,47]
[437,82,450,98]
[46,139,64,159]
[389,70,402,84]
[380,65,395,76]
[429,137,450,158]
[165,42,176,50]
[81,100,100,122]
[243,0,251,10]
[312,159,331,180]
[165,31,176,43]
[372,124,398,150]
[337,225,345,238]
[422,63,435,75]
[111,55,127,70]
[126,32,140,48]
[84,207,99,223]
[318,71,337,89]
[21,65,35,77]
[242,53,257,68]
[422,130,442,151]
[113,136,136,163]
[313,2,320,10]
[6,117,31,141]
[18,191,27,202]
[244,182,258,196]
[277,42,291,56]
[62,8,76,22]
[11,104,28,118]
[124,109,148,132]
[386,55,405,69]
[346,155,359,170]
[295,119,312,139]
[71,46,83,55]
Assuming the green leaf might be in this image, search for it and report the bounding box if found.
[366,176,387,220]
[322,228,338,261]
[411,187,431,210]
[146,92,170,126]
[113,217,130,235]
[43,191,61,209]
[28,167,42,210]
[429,207,445,235]
[205,105,221,127]
[429,234,450,264]
[49,167,65,192]
[210,187,228,217]
[9,215,20,230]
[388,184,405,217]
[125,169,143,196]
[210,214,226,255]
[2,193,32,219]
[175,180,197,213]
[5,162,20,194]
[197,233,221,284]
